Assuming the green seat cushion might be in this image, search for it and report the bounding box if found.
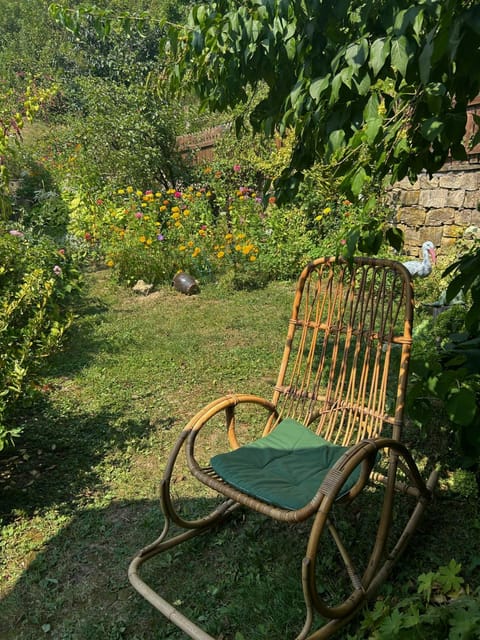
[210,418,360,511]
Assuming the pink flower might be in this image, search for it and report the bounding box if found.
[9,229,24,237]
[340,239,347,245]
[233,164,241,172]
[157,233,165,241]
[135,211,143,219]
[174,191,182,198]
[53,265,62,275]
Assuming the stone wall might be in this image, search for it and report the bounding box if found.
[391,96,480,258]
[390,164,480,258]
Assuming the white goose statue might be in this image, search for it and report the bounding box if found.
[402,241,436,278]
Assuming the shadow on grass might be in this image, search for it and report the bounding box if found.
[1,488,478,640]
[0,497,307,640]
[41,290,112,379]
[0,403,166,523]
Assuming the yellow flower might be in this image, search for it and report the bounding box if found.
[315,214,322,221]
[192,247,201,257]
[144,215,150,220]
[171,211,181,220]
[187,240,194,247]
[146,238,152,245]
[141,202,147,207]
[155,192,161,198]
[249,255,257,262]
[206,191,212,197]
[117,188,125,195]
[106,259,114,267]
[217,251,225,259]
[183,209,190,216]
[323,206,331,214]
[160,205,167,211]
[167,188,175,194]
[139,235,146,243]
[179,245,186,251]
[236,233,246,240]
[198,229,206,237]
[136,190,143,197]
[225,233,233,241]
[126,186,133,193]
[174,221,182,228]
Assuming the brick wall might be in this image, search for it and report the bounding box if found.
[390,165,480,257]
[391,97,480,257]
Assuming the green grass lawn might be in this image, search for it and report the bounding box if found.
[1,270,479,640]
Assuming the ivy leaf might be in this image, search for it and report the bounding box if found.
[369,38,390,76]
[350,166,367,196]
[390,36,409,77]
[328,129,345,154]
[446,387,477,426]
[420,117,444,141]
[309,76,330,101]
[385,226,404,252]
[364,117,382,144]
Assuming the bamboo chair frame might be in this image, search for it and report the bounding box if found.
[129,257,439,639]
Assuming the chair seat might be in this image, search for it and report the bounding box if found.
[210,419,360,510]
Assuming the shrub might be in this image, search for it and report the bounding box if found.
[67,183,266,288]
[0,226,82,450]
[352,561,480,639]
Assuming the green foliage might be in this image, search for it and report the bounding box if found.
[66,183,265,287]
[406,241,480,469]
[408,303,480,469]
[0,82,58,219]
[0,227,82,450]
[354,561,480,639]
[161,0,480,200]
[57,77,184,193]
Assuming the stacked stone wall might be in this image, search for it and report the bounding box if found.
[390,163,480,258]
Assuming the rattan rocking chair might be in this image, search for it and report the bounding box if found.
[128,257,439,639]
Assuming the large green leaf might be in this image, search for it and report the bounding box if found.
[390,36,410,77]
[369,38,390,76]
[446,388,477,426]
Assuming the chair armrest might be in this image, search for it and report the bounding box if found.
[185,393,279,453]
[319,437,433,504]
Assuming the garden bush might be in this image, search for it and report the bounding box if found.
[0,226,83,450]
[352,560,480,639]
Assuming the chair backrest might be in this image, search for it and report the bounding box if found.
[269,257,414,446]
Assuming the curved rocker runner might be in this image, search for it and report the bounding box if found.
[128,256,439,639]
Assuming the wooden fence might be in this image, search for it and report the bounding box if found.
[176,124,230,164]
